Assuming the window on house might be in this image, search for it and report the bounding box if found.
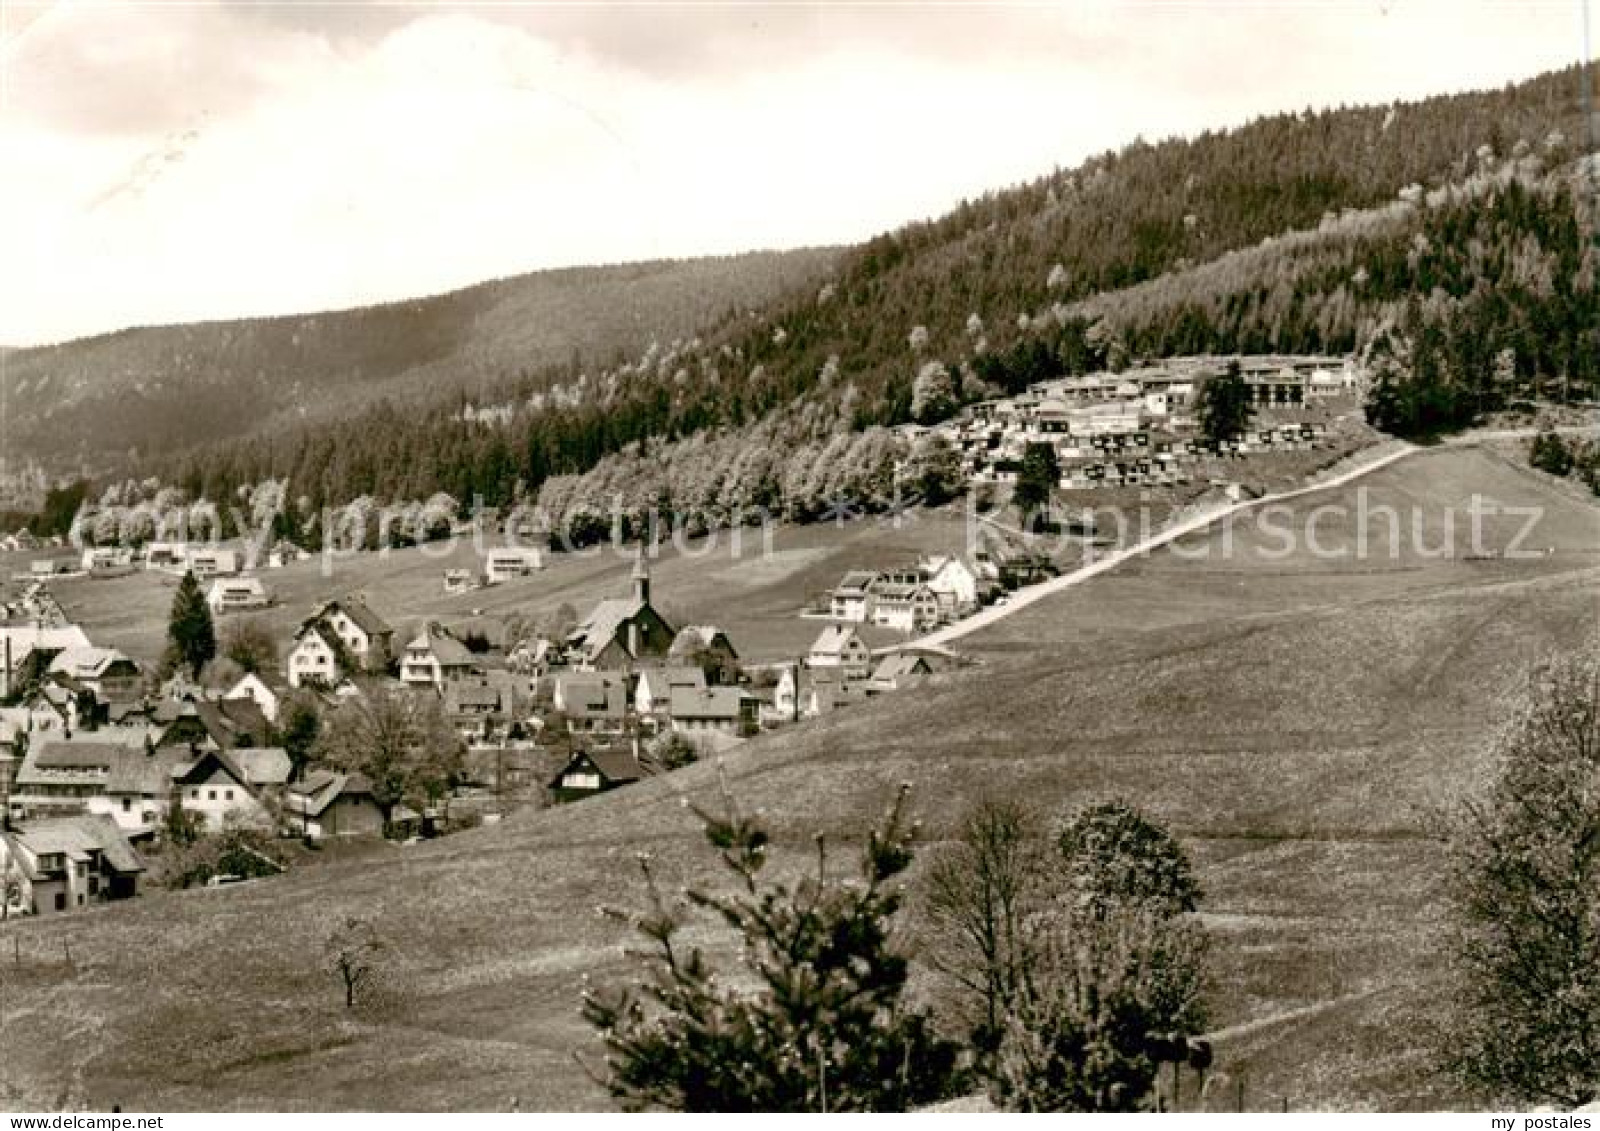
[54,893,65,911]
[224,789,233,801]
[190,788,199,800]
[208,790,217,801]
[122,798,131,812]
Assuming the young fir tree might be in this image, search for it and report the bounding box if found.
[166,570,217,679]
[581,782,962,1112]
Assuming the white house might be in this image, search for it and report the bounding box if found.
[806,625,872,679]
[919,555,980,617]
[483,547,544,585]
[868,581,940,634]
[172,748,290,830]
[286,624,341,689]
[224,672,282,724]
[399,624,483,692]
[829,571,879,622]
[186,548,240,578]
[634,666,706,715]
[205,576,269,615]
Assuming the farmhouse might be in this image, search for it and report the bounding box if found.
[287,596,394,687]
[283,770,384,840]
[442,568,476,595]
[205,576,269,615]
[444,681,504,741]
[309,597,394,672]
[566,555,675,671]
[8,738,184,836]
[172,747,291,830]
[547,748,643,803]
[400,624,483,692]
[806,624,872,679]
[0,815,144,916]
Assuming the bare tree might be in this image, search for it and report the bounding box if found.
[921,797,1044,1057]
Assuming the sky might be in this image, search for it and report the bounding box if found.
[0,1,1592,346]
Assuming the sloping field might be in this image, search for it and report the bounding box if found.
[2,446,1595,1111]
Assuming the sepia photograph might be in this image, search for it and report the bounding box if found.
[0,0,1597,1118]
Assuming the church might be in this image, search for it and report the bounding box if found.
[565,554,676,672]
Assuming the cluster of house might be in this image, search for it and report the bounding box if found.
[914,354,1360,491]
[822,554,982,634]
[0,582,391,916]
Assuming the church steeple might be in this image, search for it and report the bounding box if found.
[632,549,651,607]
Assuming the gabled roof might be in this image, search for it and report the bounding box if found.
[15,739,179,797]
[809,624,864,657]
[558,675,627,719]
[13,815,144,874]
[0,624,92,666]
[448,682,502,710]
[312,597,392,639]
[638,666,706,695]
[550,747,642,789]
[174,745,290,789]
[669,686,745,721]
[286,770,376,817]
[46,646,137,681]
[872,653,933,682]
[407,625,478,668]
[568,597,646,659]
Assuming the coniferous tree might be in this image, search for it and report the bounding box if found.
[166,570,217,680]
[1197,361,1254,446]
[582,783,963,1112]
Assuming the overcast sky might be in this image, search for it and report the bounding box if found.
[0,1,1590,346]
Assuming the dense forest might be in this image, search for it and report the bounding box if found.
[42,65,1600,535]
[0,250,836,480]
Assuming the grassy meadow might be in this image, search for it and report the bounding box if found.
[1,445,1596,1111]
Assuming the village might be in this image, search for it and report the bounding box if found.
[0,352,1368,921]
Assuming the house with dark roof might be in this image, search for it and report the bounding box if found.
[444,680,505,741]
[172,747,290,830]
[547,747,645,802]
[284,770,384,840]
[553,674,628,736]
[287,596,394,689]
[400,624,484,692]
[566,555,676,671]
[0,815,144,915]
[8,738,184,836]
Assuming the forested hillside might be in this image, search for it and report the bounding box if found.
[97,65,1600,527]
[0,250,836,477]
